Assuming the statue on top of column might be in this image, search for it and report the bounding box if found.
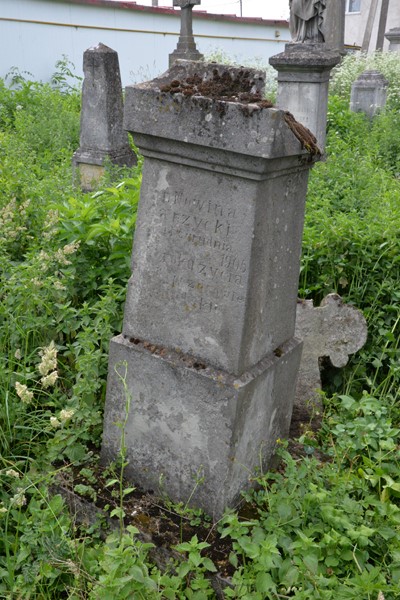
[173,0,200,7]
[289,0,326,43]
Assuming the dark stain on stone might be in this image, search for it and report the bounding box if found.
[159,68,273,115]
[284,111,321,156]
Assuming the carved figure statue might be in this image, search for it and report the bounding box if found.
[289,0,326,43]
[173,0,200,7]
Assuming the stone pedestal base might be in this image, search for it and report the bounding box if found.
[72,148,136,191]
[169,45,204,68]
[101,334,302,518]
[269,43,340,151]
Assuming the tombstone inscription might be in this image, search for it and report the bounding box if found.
[101,61,320,517]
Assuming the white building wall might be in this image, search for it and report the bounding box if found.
[345,0,400,51]
[0,0,290,85]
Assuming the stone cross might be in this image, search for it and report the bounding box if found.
[101,61,320,518]
[169,0,204,67]
[292,294,367,435]
[72,43,135,191]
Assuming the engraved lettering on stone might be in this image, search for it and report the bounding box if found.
[155,189,245,310]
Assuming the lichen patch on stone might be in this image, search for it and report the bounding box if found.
[159,68,273,108]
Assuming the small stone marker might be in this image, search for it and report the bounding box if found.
[385,28,400,52]
[73,43,135,191]
[101,61,320,518]
[350,70,389,118]
[292,294,367,434]
[169,0,204,67]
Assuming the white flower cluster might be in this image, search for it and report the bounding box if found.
[15,382,33,405]
[38,341,59,388]
[50,408,75,429]
[38,340,58,376]
[15,340,59,406]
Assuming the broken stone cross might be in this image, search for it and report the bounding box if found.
[292,293,368,434]
[169,0,204,67]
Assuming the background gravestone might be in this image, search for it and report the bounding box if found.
[73,43,135,191]
[350,70,389,118]
[385,27,400,52]
[101,61,320,518]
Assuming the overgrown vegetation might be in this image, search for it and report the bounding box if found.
[0,53,399,598]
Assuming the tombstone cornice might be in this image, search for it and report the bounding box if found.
[124,62,319,177]
[385,27,400,43]
[269,43,341,72]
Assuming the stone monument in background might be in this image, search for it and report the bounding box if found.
[350,70,389,118]
[101,61,320,518]
[385,27,400,51]
[270,0,341,151]
[169,0,204,67]
[73,43,135,191]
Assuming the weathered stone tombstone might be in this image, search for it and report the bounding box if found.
[73,43,135,192]
[269,1,341,151]
[385,27,400,52]
[169,0,204,68]
[350,70,389,118]
[101,60,321,518]
[292,294,367,435]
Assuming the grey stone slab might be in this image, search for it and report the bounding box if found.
[101,334,302,519]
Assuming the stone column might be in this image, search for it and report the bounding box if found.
[385,27,400,52]
[101,61,320,518]
[323,0,345,54]
[269,44,340,151]
[169,0,204,67]
[350,70,388,118]
[73,43,135,191]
